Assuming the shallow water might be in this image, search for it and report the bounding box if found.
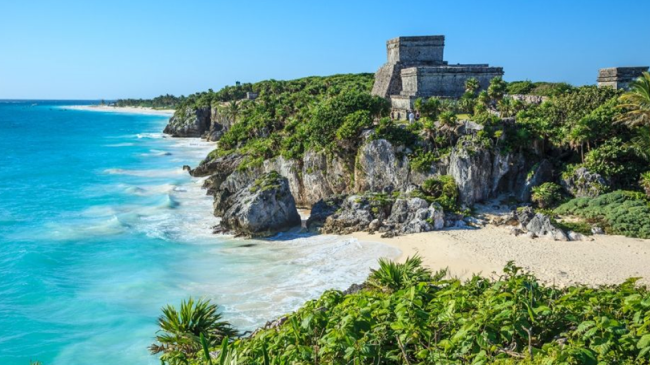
[0,101,399,365]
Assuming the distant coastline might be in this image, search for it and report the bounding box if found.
[64,104,175,116]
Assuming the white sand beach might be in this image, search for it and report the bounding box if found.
[65,105,175,116]
[350,226,650,287]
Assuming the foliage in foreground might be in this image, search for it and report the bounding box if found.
[555,190,650,239]
[159,260,650,365]
[149,297,237,364]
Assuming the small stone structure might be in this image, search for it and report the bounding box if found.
[371,35,504,119]
[597,67,648,90]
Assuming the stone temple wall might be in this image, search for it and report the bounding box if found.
[387,36,446,65]
[371,35,504,115]
[401,66,504,99]
[597,67,648,90]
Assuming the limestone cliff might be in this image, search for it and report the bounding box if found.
[163,106,233,141]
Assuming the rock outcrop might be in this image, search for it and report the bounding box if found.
[561,167,607,198]
[214,172,301,237]
[447,138,527,206]
[354,139,410,193]
[163,107,211,137]
[314,194,446,237]
[525,214,569,241]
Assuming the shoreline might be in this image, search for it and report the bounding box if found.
[63,105,175,116]
[347,225,650,287]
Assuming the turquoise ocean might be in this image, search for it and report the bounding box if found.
[0,101,399,365]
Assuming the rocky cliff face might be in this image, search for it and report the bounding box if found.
[198,134,543,224]
[163,107,211,137]
[163,106,234,141]
[183,121,550,236]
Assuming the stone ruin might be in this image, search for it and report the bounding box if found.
[597,67,648,90]
[371,35,504,119]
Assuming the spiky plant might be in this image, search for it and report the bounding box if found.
[149,297,237,364]
[367,255,431,292]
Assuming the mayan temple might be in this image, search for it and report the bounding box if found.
[371,35,504,118]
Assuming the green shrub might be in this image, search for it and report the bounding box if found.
[554,220,593,236]
[420,175,459,212]
[531,182,563,208]
[335,109,373,144]
[555,190,650,238]
[507,80,535,95]
[640,171,650,198]
[181,261,650,364]
[372,118,419,148]
[583,138,647,188]
[409,151,437,173]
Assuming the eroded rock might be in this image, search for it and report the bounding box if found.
[215,172,301,237]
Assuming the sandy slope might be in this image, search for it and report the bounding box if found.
[350,225,650,286]
[65,105,175,116]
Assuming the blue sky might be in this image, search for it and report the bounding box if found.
[1,0,648,99]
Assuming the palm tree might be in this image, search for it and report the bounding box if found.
[223,100,240,123]
[465,77,480,94]
[149,298,237,364]
[488,76,507,103]
[618,72,650,152]
[618,72,650,128]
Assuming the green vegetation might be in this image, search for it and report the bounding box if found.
[642,172,650,198]
[553,220,593,236]
[506,81,574,97]
[531,182,563,209]
[115,94,185,109]
[555,190,650,239]
[149,297,237,365]
[193,74,387,164]
[159,260,650,365]
[249,171,283,193]
[419,175,460,212]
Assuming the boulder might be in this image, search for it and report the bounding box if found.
[567,231,594,242]
[515,206,535,226]
[525,214,568,241]
[591,226,604,235]
[163,107,211,137]
[320,195,446,236]
[306,195,346,231]
[561,167,608,198]
[321,195,375,235]
[386,198,445,234]
[216,172,301,237]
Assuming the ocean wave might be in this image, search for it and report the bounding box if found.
[139,149,172,157]
[104,142,135,147]
[44,216,128,241]
[136,133,164,139]
[104,168,185,178]
[122,183,178,196]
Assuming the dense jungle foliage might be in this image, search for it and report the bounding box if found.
[115,94,186,109]
[151,259,650,365]
[191,75,648,181]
